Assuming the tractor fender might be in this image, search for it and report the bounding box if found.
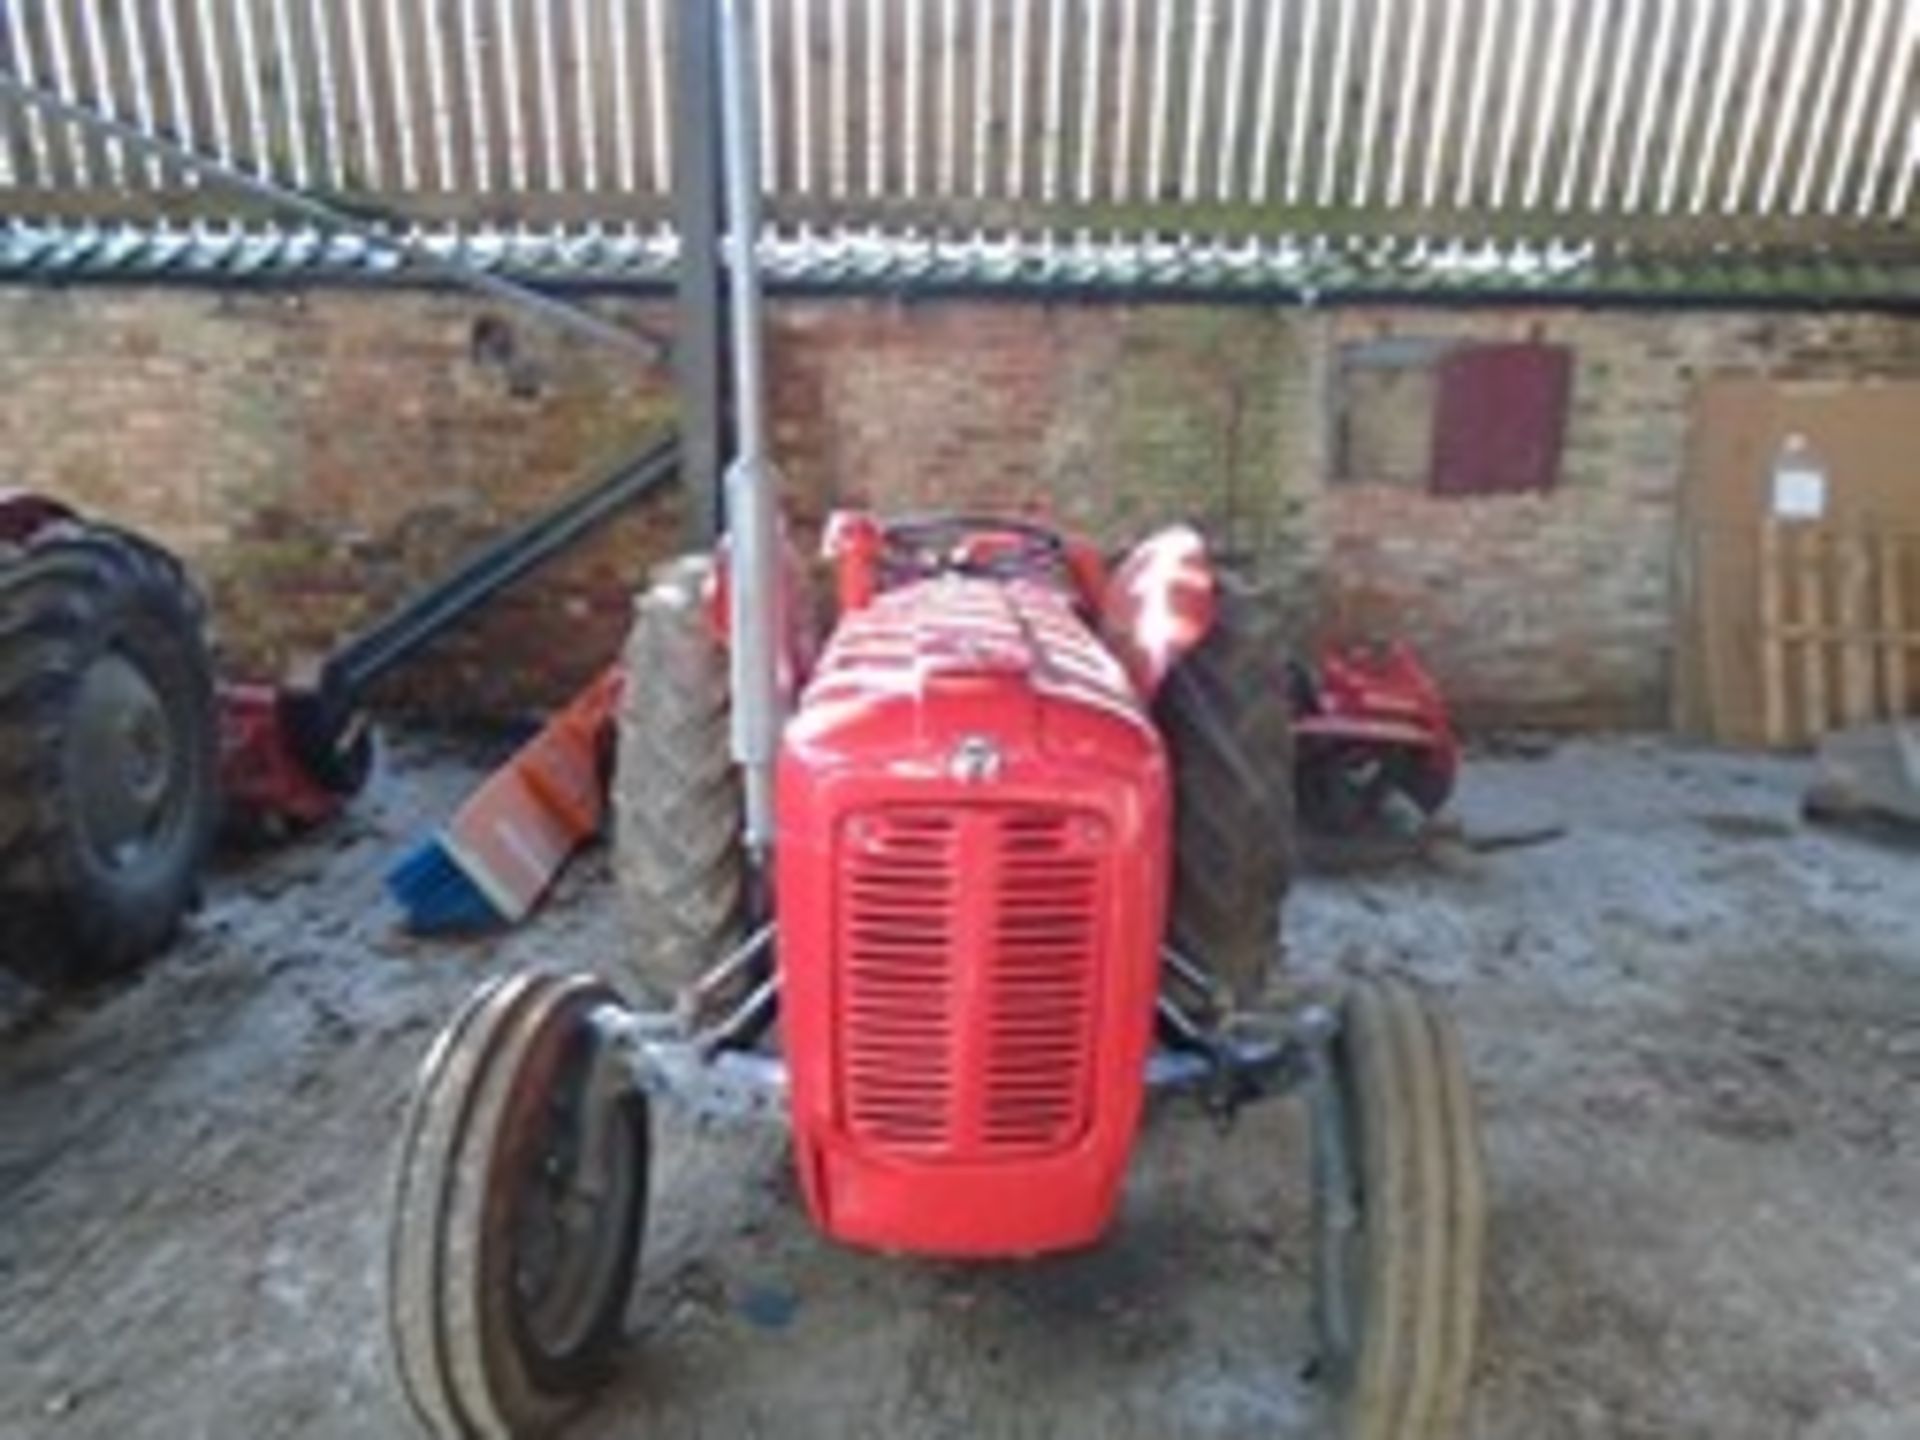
[1100,524,1217,701]
[0,489,78,546]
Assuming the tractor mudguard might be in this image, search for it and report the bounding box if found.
[1100,524,1217,701]
[0,489,78,546]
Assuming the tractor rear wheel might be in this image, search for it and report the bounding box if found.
[1155,572,1297,1005]
[612,556,746,1002]
[1311,978,1486,1440]
[388,972,649,1440]
[0,520,218,985]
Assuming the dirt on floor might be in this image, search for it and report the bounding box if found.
[1,736,1917,1440]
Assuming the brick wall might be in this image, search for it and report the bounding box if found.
[0,287,680,721]
[1,284,1915,727]
[1303,310,1920,725]
[771,300,1920,727]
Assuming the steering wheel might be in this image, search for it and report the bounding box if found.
[879,513,1068,582]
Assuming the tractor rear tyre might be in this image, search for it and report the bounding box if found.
[1311,978,1486,1440]
[1155,572,1297,1005]
[613,556,746,1003]
[0,520,218,985]
[388,972,649,1440]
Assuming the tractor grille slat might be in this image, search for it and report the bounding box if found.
[841,812,961,1152]
[839,806,1103,1160]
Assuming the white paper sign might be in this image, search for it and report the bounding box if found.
[1771,465,1827,519]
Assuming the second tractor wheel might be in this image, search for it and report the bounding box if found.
[612,556,747,1002]
[0,520,218,985]
[388,972,649,1440]
[1155,571,1298,1006]
[1311,978,1486,1440]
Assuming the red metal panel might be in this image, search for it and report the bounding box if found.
[777,575,1168,1257]
[1430,342,1573,496]
[1099,524,1218,700]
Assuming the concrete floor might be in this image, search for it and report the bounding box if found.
[1,736,1916,1440]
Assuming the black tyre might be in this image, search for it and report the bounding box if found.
[1298,744,1454,836]
[1155,572,1297,1005]
[612,556,746,1002]
[389,972,649,1439]
[0,521,218,984]
[1312,979,1486,1440]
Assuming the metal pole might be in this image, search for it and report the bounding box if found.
[673,0,728,545]
[717,0,782,857]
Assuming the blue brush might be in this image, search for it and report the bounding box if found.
[384,832,507,934]
[385,670,623,936]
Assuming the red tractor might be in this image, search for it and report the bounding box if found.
[388,507,1485,1440]
[386,6,1483,1436]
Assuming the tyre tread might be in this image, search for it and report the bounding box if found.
[1325,978,1486,1440]
[612,557,746,1000]
[1155,571,1297,1003]
[387,973,644,1440]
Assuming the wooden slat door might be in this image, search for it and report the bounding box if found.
[1679,379,1920,748]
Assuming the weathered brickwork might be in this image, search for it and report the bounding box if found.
[1,285,1914,726]
[1305,310,1920,725]
[0,287,680,720]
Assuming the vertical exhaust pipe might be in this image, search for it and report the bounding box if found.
[717,0,781,857]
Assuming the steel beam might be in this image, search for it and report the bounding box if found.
[673,0,729,545]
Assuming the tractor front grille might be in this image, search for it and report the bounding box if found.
[839,806,1104,1159]
[841,810,961,1152]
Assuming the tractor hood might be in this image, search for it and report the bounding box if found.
[783,575,1156,776]
[774,575,1171,1257]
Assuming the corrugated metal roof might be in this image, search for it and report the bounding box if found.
[2,222,1914,307]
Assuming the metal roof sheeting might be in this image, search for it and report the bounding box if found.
[0,0,1913,305]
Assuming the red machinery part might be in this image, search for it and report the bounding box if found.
[1097,524,1217,700]
[822,510,885,613]
[775,575,1170,1257]
[1294,640,1462,815]
[0,489,77,544]
[216,683,354,830]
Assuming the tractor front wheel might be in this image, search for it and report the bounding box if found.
[388,972,649,1439]
[1310,978,1486,1440]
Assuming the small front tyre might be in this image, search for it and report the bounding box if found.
[1310,978,1486,1440]
[388,973,650,1439]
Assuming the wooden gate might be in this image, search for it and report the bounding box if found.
[1757,521,1919,748]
